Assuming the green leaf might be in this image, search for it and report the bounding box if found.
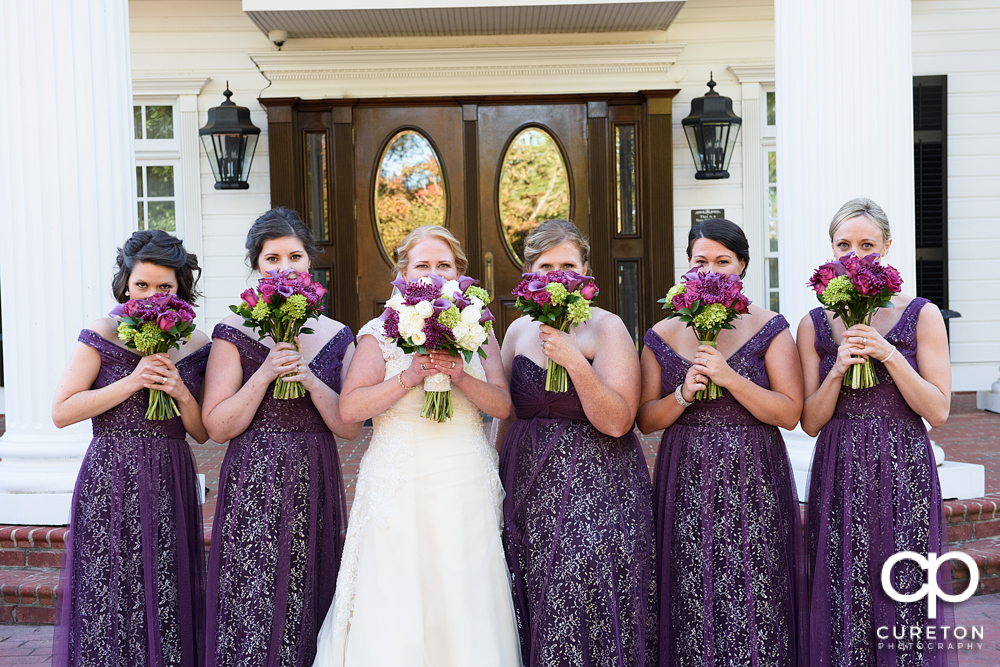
[477,347,488,359]
[463,350,473,363]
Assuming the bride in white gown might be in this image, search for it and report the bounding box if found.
[313,225,521,667]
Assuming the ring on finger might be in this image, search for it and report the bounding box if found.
[862,337,867,345]
[421,363,426,370]
[451,361,456,369]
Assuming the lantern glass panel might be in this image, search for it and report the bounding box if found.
[702,122,730,172]
[683,124,704,172]
[721,122,741,171]
[200,134,223,182]
[240,134,258,182]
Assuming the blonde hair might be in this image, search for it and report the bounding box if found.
[522,219,591,271]
[829,197,892,243]
[393,225,468,275]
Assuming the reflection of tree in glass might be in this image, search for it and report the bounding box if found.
[145,106,173,139]
[498,129,570,262]
[375,131,446,257]
[147,202,176,232]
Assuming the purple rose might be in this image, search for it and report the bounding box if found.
[808,260,846,295]
[580,282,599,300]
[157,310,179,332]
[732,293,751,314]
[241,288,259,309]
[884,265,903,293]
[258,282,278,304]
[298,272,313,286]
[531,290,551,306]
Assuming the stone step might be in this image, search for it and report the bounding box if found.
[0,569,58,625]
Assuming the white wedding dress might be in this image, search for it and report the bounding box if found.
[312,318,522,667]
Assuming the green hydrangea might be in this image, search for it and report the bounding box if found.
[666,283,686,300]
[692,302,730,329]
[545,282,569,306]
[132,322,162,354]
[820,275,856,305]
[279,293,308,320]
[251,299,271,321]
[117,322,136,343]
[466,285,490,303]
[567,297,592,323]
[483,319,493,336]
[438,305,461,328]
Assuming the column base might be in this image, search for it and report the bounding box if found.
[976,390,1000,414]
[0,492,72,525]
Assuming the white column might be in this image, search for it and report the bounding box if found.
[0,0,135,524]
[776,0,915,329]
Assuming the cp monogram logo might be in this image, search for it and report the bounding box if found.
[881,551,979,619]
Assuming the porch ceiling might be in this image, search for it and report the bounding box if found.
[243,1,686,38]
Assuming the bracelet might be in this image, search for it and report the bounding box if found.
[398,370,417,390]
[880,345,897,364]
[674,384,694,407]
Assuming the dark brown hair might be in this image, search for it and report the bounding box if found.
[111,230,202,303]
[687,218,750,278]
[245,207,321,272]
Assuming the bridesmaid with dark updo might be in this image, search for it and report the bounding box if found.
[52,229,210,667]
[202,207,360,667]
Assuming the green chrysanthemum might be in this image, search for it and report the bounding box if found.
[666,283,686,300]
[545,282,569,306]
[117,322,136,342]
[132,322,163,354]
[692,302,730,329]
[438,305,461,328]
[279,293,308,320]
[567,297,592,323]
[820,275,856,305]
[466,285,490,303]
[251,299,271,321]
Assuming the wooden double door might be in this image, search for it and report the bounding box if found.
[261,92,678,344]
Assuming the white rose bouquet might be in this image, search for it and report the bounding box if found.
[381,274,495,422]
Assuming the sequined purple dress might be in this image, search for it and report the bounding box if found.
[205,324,351,667]
[500,355,657,667]
[53,330,209,667]
[807,299,956,667]
[644,315,808,667]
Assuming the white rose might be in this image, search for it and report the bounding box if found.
[411,330,427,345]
[469,295,485,309]
[386,293,404,310]
[461,306,482,325]
[418,276,433,285]
[442,280,461,299]
[415,300,434,318]
[456,323,487,350]
[397,306,424,339]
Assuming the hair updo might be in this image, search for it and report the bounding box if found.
[393,225,469,275]
[828,197,892,243]
[687,218,750,278]
[245,207,321,272]
[111,230,202,303]
[522,219,591,271]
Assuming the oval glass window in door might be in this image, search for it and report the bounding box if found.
[374,130,446,261]
[498,127,570,264]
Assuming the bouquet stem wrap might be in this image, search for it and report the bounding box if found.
[421,372,454,422]
[695,338,724,401]
[544,320,573,393]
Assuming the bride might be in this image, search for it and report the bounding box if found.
[312,225,522,666]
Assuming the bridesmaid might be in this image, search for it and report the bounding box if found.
[51,229,210,667]
[797,198,953,667]
[637,218,807,667]
[497,219,657,666]
[202,207,360,667]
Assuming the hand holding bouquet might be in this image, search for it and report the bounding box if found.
[511,270,599,393]
[230,270,328,399]
[808,252,902,389]
[381,274,496,422]
[658,269,750,400]
[110,293,197,420]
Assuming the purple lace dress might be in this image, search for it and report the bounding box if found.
[644,315,808,667]
[54,330,209,667]
[205,324,351,667]
[500,355,657,667]
[807,298,956,667]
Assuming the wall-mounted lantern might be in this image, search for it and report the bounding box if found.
[199,83,260,190]
[682,74,742,180]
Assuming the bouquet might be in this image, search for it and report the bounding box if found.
[110,293,197,420]
[808,252,902,389]
[658,269,750,400]
[511,271,599,393]
[381,274,496,422]
[230,269,328,399]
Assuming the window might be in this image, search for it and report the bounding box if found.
[133,99,184,237]
[762,87,778,311]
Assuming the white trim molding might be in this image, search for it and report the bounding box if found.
[727,61,775,84]
[132,76,211,97]
[250,43,686,97]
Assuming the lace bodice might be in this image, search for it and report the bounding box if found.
[643,315,789,427]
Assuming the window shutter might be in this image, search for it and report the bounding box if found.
[913,75,948,310]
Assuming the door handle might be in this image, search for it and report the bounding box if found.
[484,251,495,299]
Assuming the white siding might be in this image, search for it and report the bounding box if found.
[914,0,1000,391]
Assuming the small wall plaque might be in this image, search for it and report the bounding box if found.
[691,208,725,226]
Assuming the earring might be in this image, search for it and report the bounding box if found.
[125,290,130,297]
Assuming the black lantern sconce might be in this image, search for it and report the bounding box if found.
[682,73,742,179]
[199,82,261,190]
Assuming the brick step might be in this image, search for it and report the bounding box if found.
[944,496,1000,544]
[0,527,68,572]
[0,569,59,625]
[949,535,1000,597]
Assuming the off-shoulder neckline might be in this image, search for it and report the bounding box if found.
[213,322,350,368]
[645,313,785,367]
[81,329,210,366]
[815,297,924,347]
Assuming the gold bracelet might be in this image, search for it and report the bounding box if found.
[398,370,417,390]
